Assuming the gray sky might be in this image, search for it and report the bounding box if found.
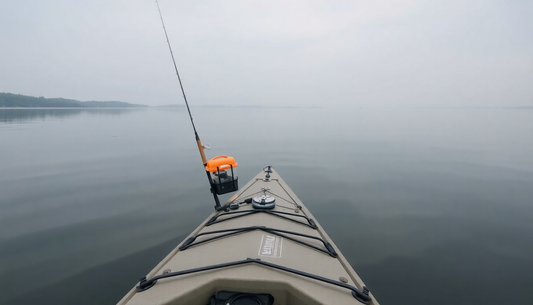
[1,0,532,107]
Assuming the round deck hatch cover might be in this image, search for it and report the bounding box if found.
[252,195,276,209]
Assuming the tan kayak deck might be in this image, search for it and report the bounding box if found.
[118,168,377,305]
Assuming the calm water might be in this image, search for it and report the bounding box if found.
[1,107,532,305]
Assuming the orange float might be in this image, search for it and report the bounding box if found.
[205,156,238,172]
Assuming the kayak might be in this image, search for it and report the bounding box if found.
[117,166,378,305]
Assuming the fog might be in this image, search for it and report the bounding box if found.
[1,0,532,107]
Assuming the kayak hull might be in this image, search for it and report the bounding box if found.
[118,167,377,305]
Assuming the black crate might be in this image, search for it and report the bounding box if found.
[213,177,239,195]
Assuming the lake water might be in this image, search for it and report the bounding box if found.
[1,107,532,305]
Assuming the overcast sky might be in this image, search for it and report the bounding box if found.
[1,0,532,107]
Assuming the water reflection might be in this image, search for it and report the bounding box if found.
[0,108,140,123]
[1,108,533,305]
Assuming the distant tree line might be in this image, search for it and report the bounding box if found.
[0,92,147,108]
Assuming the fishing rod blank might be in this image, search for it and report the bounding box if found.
[155,1,239,210]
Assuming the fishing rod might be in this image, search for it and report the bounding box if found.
[155,0,239,210]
